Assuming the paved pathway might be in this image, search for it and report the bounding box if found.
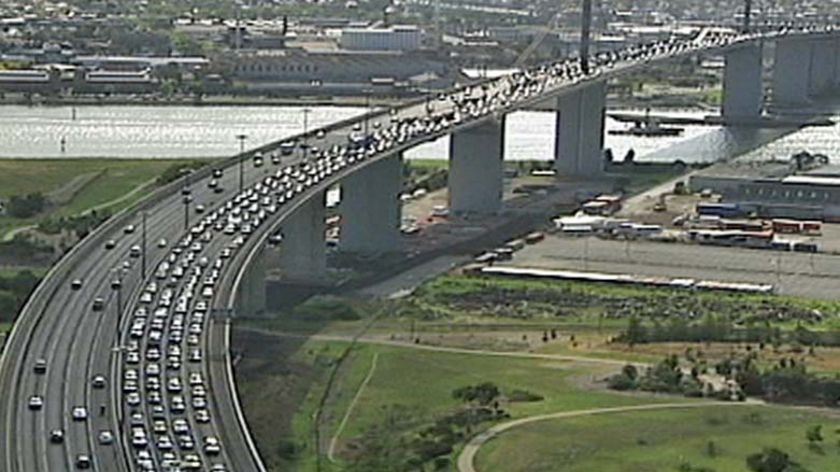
[456,401,756,472]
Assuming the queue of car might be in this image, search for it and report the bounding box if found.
[121,211,227,471]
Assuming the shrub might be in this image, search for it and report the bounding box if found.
[507,389,544,402]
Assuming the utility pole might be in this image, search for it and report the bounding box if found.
[743,0,753,33]
[363,90,371,153]
[183,196,190,230]
[236,134,247,193]
[140,211,147,278]
[111,272,123,350]
[302,108,311,160]
[580,0,593,74]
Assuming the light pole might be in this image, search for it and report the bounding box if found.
[110,273,123,350]
[743,0,753,33]
[236,134,247,193]
[363,89,372,153]
[580,0,593,75]
[180,169,192,230]
[140,211,147,279]
[182,195,191,231]
[302,108,311,160]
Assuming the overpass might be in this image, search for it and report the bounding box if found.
[3,22,840,472]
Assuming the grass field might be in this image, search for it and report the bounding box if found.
[332,342,668,440]
[0,158,207,237]
[407,158,449,170]
[0,266,47,278]
[240,275,840,471]
[476,405,840,472]
[237,328,684,472]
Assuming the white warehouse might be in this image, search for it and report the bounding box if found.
[340,25,424,51]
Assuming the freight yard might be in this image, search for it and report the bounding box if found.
[463,154,840,300]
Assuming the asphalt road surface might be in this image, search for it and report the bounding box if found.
[505,235,840,299]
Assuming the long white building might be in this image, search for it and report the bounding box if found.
[339,25,424,51]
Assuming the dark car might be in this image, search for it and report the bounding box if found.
[76,454,91,469]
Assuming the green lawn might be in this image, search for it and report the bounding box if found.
[278,339,681,472]
[239,276,840,471]
[0,158,207,237]
[0,322,10,335]
[407,158,448,170]
[477,405,840,472]
[0,266,47,278]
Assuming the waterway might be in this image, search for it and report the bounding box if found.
[0,104,835,163]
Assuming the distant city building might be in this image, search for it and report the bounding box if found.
[339,25,424,51]
[230,49,450,93]
[72,56,208,72]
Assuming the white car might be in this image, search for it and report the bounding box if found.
[28,395,44,410]
[98,430,114,445]
[71,406,87,421]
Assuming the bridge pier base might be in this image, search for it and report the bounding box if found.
[809,38,838,96]
[772,37,813,108]
[339,153,404,254]
[553,80,606,178]
[275,190,327,281]
[448,117,505,216]
[722,42,764,122]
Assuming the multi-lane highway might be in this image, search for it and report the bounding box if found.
[0,23,834,472]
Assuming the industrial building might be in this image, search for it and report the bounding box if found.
[689,163,840,221]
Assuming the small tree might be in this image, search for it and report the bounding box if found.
[806,425,823,446]
[706,440,718,458]
[746,448,791,472]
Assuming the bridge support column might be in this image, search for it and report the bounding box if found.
[722,42,763,121]
[554,80,606,177]
[835,38,840,89]
[772,37,812,108]
[237,245,268,316]
[809,39,837,96]
[276,190,327,281]
[448,117,505,216]
[339,153,404,254]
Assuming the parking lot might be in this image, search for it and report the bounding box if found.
[500,234,840,299]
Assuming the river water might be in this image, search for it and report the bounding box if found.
[0,104,835,163]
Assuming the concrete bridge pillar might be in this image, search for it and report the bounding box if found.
[448,117,505,216]
[339,153,404,254]
[237,245,268,316]
[772,37,812,108]
[276,190,327,281]
[722,42,763,121]
[554,80,606,177]
[835,38,840,89]
[809,38,837,96]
